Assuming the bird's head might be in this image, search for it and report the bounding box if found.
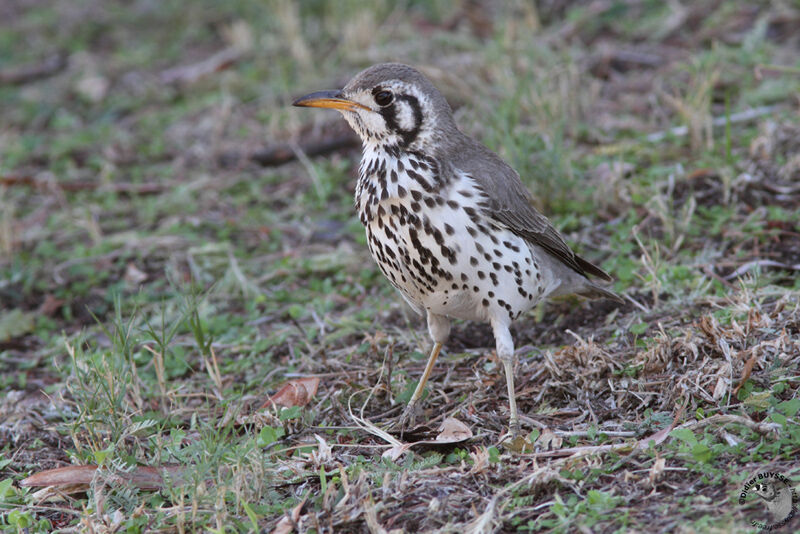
[293,63,456,152]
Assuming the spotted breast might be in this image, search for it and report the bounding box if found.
[356,145,559,325]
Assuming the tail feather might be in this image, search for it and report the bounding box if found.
[576,281,624,303]
[575,253,612,282]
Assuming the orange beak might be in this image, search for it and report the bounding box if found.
[292,90,370,112]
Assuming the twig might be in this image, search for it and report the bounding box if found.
[644,105,779,143]
[702,264,737,289]
[0,53,67,85]
[160,47,244,85]
[676,413,781,435]
[724,259,800,280]
[218,134,360,168]
[0,174,167,195]
[465,404,686,533]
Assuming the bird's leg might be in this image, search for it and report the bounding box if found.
[501,357,520,435]
[396,313,450,434]
[397,341,442,430]
[492,320,521,436]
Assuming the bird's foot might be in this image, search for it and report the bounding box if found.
[500,419,534,453]
[393,402,420,438]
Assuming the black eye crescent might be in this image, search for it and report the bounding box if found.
[374,90,393,107]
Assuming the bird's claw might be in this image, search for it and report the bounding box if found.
[394,402,420,437]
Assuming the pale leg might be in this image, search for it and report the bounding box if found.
[396,313,450,432]
[492,320,521,435]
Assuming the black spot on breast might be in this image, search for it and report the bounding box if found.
[444,223,454,235]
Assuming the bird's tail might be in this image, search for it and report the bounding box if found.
[576,281,624,303]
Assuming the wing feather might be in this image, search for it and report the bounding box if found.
[447,137,612,281]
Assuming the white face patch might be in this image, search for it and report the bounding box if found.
[394,100,416,131]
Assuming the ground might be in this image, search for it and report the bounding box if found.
[1,1,799,532]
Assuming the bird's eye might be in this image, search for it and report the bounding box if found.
[374,90,393,107]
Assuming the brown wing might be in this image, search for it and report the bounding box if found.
[449,137,612,281]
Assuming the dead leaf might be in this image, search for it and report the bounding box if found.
[263,377,320,408]
[501,434,535,453]
[435,417,473,443]
[381,443,411,462]
[21,465,185,492]
[124,262,148,285]
[733,351,758,395]
[38,294,65,317]
[272,497,305,534]
[21,465,98,488]
[382,418,473,461]
[469,447,490,474]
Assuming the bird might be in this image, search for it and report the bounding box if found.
[293,63,621,436]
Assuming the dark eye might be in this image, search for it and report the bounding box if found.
[374,90,393,107]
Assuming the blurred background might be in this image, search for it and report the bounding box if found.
[1,1,799,532]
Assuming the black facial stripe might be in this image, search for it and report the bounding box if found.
[379,94,423,148]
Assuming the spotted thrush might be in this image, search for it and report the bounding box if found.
[293,63,620,435]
